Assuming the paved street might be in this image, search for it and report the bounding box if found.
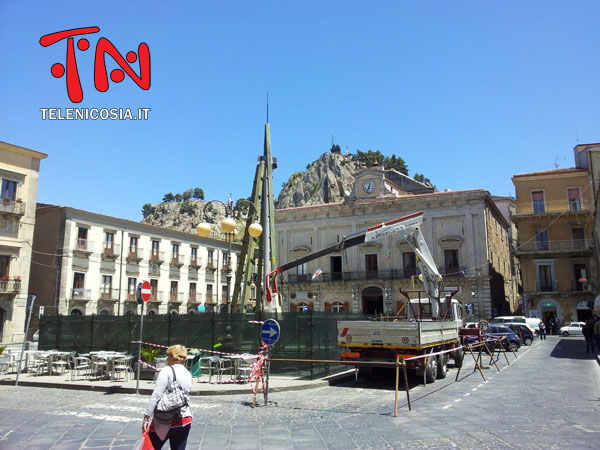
[1,336,599,449]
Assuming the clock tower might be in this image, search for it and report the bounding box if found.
[348,164,385,201]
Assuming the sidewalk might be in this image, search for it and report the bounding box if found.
[0,368,354,396]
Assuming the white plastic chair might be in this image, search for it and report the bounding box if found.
[71,356,91,381]
[112,356,133,381]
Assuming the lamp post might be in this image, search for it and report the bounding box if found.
[196,194,262,313]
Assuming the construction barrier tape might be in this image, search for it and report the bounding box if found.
[131,341,258,358]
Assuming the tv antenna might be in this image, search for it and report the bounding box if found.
[554,155,565,168]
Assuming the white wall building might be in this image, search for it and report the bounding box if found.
[0,141,47,343]
[28,205,240,328]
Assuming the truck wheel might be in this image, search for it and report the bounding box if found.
[453,348,464,368]
[436,354,448,379]
[425,356,437,384]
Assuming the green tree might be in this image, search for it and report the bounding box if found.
[162,192,174,202]
[330,144,341,153]
[414,173,433,186]
[182,189,193,201]
[383,154,408,175]
[141,203,154,218]
[353,149,384,167]
[174,193,183,202]
[192,188,205,200]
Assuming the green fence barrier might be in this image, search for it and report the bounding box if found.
[39,311,367,379]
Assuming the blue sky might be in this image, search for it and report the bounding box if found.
[1,1,598,221]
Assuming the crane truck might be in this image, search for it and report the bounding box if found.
[265,211,465,383]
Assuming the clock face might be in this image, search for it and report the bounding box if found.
[363,181,376,194]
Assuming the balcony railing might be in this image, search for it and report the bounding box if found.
[127,247,144,262]
[188,293,202,303]
[515,199,592,215]
[0,279,21,294]
[171,255,184,267]
[189,257,202,267]
[74,239,93,253]
[102,243,120,259]
[515,239,594,253]
[149,291,164,302]
[150,251,165,263]
[0,199,25,216]
[169,292,184,303]
[99,288,119,301]
[206,260,216,270]
[205,294,216,304]
[126,293,137,302]
[71,288,92,301]
[287,269,417,283]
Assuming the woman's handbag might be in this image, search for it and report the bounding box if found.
[153,366,188,423]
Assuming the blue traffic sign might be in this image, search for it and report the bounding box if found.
[260,319,280,346]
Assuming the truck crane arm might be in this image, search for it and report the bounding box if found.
[266,211,444,317]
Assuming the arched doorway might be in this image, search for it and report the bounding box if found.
[362,287,383,315]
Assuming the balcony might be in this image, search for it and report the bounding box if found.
[127,247,144,263]
[71,288,92,301]
[513,199,592,218]
[0,199,25,216]
[189,257,202,268]
[149,264,161,276]
[205,294,216,304]
[170,254,184,268]
[206,260,216,270]
[99,288,119,302]
[514,239,594,257]
[169,292,184,303]
[287,269,418,283]
[125,293,137,303]
[73,239,93,257]
[0,279,22,295]
[148,291,164,303]
[188,293,202,303]
[101,243,120,261]
[149,251,165,264]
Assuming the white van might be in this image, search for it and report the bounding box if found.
[526,317,542,331]
[492,316,526,324]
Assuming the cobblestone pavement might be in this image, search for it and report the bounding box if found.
[1,336,599,449]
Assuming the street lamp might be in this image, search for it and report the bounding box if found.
[196,194,262,313]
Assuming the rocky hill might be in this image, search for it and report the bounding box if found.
[275,152,359,209]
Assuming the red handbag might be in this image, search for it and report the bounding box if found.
[133,430,154,450]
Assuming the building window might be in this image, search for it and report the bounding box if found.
[297,262,308,281]
[206,284,213,302]
[151,240,160,259]
[532,191,545,213]
[538,264,554,292]
[150,279,158,300]
[332,301,344,312]
[128,277,137,300]
[535,228,549,251]
[1,179,17,201]
[574,264,587,291]
[189,282,196,301]
[0,255,10,278]
[223,252,229,270]
[402,252,416,277]
[330,256,342,280]
[77,227,88,249]
[297,302,308,312]
[101,275,112,294]
[172,243,180,261]
[191,247,198,263]
[444,249,459,274]
[70,309,83,316]
[170,281,178,301]
[365,254,378,279]
[222,285,228,302]
[129,236,138,255]
[572,227,585,249]
[207,250,214,266]
[568,188,581,212]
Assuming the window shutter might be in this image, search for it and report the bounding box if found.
[324,302,331,311]
[290,303,297,312]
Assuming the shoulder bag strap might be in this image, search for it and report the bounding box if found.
[170,365,177,382]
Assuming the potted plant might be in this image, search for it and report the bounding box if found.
[135,346,161,380]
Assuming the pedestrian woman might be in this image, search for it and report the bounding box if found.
[583,318,595,353]
[143,345,192,450]
[538,321,546,340]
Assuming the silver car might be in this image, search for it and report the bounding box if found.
[559,322,585,336]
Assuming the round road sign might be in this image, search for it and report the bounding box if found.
[141,280,152,302]
[478,320,490,332]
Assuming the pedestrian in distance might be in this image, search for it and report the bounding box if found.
[538,321,546,340]
[582,318,595,353]
[143,345,193,450]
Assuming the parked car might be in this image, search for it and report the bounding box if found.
[526,317,542,332]
[559,322,585,336]
[492,316,526,324]
[505,322,535,345]
[463,324,521,352]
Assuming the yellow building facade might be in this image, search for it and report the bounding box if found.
[512,150,597,327]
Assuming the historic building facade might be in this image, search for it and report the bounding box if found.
[0,141,47,343]
[512,144,598,324]
[28,205,240,331]
[274,166,514,320]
